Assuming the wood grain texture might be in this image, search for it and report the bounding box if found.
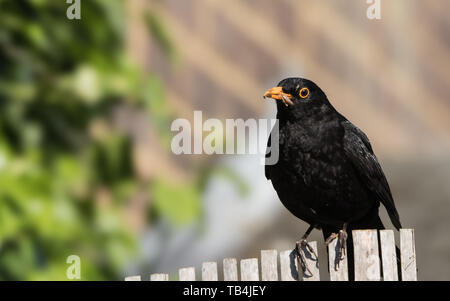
[353,230,381,281]
[223,258,238,281]
[400,229,417,281]
[202,262,218,281]
[150,273,169,281]
[240,258,259,281]
[179,267,196,281]
[279,250,298,281]
[261,250,278,281]
[380,230,398,281]
[300,241,320,281]
[327,238,349,281]
[124,275,141,281]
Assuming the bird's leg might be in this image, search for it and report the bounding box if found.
[294,224,317,275]
[325,223,348,264]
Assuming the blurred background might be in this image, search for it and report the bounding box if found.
[0,0,449,280]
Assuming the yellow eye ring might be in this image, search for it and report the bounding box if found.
[299,87,309,99]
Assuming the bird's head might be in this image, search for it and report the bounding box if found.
[264,77,332,119]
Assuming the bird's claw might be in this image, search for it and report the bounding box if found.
[326,229,348,265]
[325,232,338,245]
[294,238,317,276]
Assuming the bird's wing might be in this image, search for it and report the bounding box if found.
[342,120,402,230]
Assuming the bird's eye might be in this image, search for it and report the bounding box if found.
[299,87,309,99]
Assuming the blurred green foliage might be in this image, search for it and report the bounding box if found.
[0,0,198,280]
[153,180,202,226]
[144,10,178,63]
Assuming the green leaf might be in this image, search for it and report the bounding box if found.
[152,180,202,226]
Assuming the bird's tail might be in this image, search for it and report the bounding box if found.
[322,215,401,280]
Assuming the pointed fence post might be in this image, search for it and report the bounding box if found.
[202,262,218,281]
[179,267,196,281]
[400,229,417,281]
[223,258,238,281]
[300,241,320,281]
[240,258,259,281]
[261,250,278,281]
[380,230,399,281]
[353,230,381,281]
[328,238,349,281]
[150,273,169,281]
[124,275,141,281]
[279,250,298,281]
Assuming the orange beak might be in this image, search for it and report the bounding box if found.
[263,87,294,106]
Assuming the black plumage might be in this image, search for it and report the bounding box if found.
[264,77,402,278]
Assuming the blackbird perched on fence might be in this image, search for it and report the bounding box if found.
[264,77,402,279]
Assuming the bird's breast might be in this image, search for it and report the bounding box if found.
[275,122,368,206]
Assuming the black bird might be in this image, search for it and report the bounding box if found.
[264,77,402,277]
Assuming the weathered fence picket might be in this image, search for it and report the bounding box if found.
[240,258,259,281]
[179,267,196,281]
[380,230,398,281]
[279,250,297,281]
[328,238,349,281]
[223,258,238,281]
[353,230,381,281]
[261,250,278,281]
[202,262,218,281]
[300,241,320,281]
[150,273,169,281]
[124,275,141,281]
[400,229,417,281]
[125,228,417,282]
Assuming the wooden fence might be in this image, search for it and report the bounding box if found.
[125,229,417,281]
